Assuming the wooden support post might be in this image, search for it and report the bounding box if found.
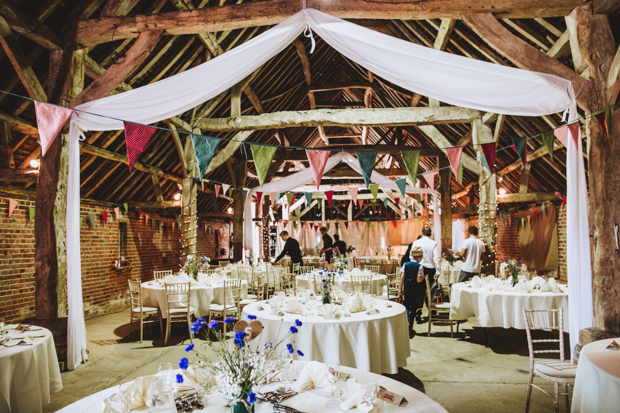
[0,121,14,169]
[519,164,531,194]
[321,199,326,224]
[439,156,452,251]
[348,200,353,221]
[262,200,270,259]
[232,154,246,262]
[181,133,198,260]
[472,119,496,247]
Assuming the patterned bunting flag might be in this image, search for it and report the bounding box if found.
[305,149,331,189]
[446,147,463,180]
[215,184,221,198]
[593,108,611,138]
[512,137,527,166]
[191,134,221,179]
[542,130,556,160]
[325,191,334,207]
[356,151,377,189]
[369,184,379,200]
[250,144,277,187]
[481,143,496,173]
[395,178,407,198]
[567,122,580,148]
[113,207,120,219]
[34,101,75,157]
[28,206,35,224]
[102,212,108,224]
[304,192,313,205]
[422,172,437,191]
[350,187,358,206]
[8,199,18,217]
[123,121,157,172]
[401,150,420,185]
[554,125,570,148]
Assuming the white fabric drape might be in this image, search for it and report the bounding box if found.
[63,8,584,369]
[452,219,466,251]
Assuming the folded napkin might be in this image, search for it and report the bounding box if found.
[3,335,35,347]
[283,299,303,314]
[317,304,341,318]
[330,288,347,301]
[349,298,367,313]
[340,379,376,413]
[298,361,330,390]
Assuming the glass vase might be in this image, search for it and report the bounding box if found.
[322,294,331,305]
[231,396,255,413]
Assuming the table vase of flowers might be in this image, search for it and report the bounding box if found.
[334,256,347,272]
[386,245,393,261]
[372,245,381,257]
[182,255,210,280]
[499,259,530,287]
[319,269,335,304]
[180,315,304,413]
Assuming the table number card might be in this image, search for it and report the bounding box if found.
[606,340,620,351]
[366,308,380,315]
[270,310,285,317]
[378,386,408,406]
[324,313,341,320]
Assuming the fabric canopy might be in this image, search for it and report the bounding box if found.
[64,8,587,371]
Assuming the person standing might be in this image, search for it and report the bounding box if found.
[399,247,426,337]
[319,227,333,264]
[333,234,348,257]
[274,231,303,269]
[456,226,486,283]
[411,227,440,281]
[400,234,423,266]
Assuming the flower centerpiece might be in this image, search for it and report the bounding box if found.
[371,245,381,257]
[319,269,336,304]
[386,245,393,261]
[499,259,530,287]
[181,316,304,413]
[244,249,255,267]
[182,254,210,280]
[347,245,356,254]
[334,256,348,272]
[442,249,457,267]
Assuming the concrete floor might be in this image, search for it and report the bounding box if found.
[44,308,567,413]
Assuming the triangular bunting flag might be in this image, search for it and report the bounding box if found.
[150,219,154,228]
[370,223,375,231]
[414,217,419,224]
[394,198,400,208]
[562,196,567,209]
[512,137,527,166]
[356,151,377,189]
[365,218,370,225]
[229,187,234,197]
[395,178,407,198]
[401,150,421,185]
[270,193,276,205]
[567,122,580,148]
[371,199,376,206]
[457,163,463,185]
[325,223,330,231]
[325,191,334,207]
[123,121,157,172]
[380,222,386,230]
[172,222,176,231]
[542,130,555,160]
[144,213,149,225]
[508,217,512,227]
[291,195,296,204]
[422,172,437,191]
[222,184,230,197]
[527,215,531,225]
[242,189,248,203]
[383,199,389,208]
[138,209,142,218]
[158,220,162,231]
[286,193,294,206]
[305,149,331,189]
[34,101,75,157]
[359,199,364,209]
[542,203,546,215]
[350,187,358,206]
[534,210,538,221]
[114,207,120,219]
[215,184,221,198]
[446,147,463,180]
[481,143,496,173]
[594,108,611,138]
[256,192,263,206]
[386,212,391,220]
[369,184,379,200]
[164,222,168,232]
[335,222,339,231]
[79,216,83,229]
[344,221,349,229]
[521,217,525,228]
[28,206,35,224]
[250,144,278,186]
[305,192,313,205]
[393,221,398,229]
[102,212,108,224]
[355,220,360,229]
[293,221,298,230]
[123,202,128,212]
[88,214,95,228]
[554,125,569,148]
[310,223,314,230]
[191,134,221,179]
[8,199,18,217]
[275,193,281,203]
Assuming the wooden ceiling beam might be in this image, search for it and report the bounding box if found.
[497,192,560,203]
[0,0,62,50]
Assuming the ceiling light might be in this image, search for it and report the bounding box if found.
[499,188,507,195]
[174,193,181,200]
[30,159,40,168]
[227,207,233,213]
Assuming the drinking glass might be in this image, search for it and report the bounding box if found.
[325,363,341,398]
[361,380,378,406]
[146,377,174,410]
[118,380,136,408]
[158,362,174,390]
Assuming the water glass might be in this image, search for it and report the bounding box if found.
[158,362,174,390]
[361,380,378,406]
[118,380,136,408]
[145,377,174,410]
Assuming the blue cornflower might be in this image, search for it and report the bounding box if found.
[310,294,314,297]
[264,342,273,349]
[327,273,332,277]
[323,285,327,289]
[289,326,298,334]
[248,315,257,320]
[225,317,235,324]
[179,358,189,370]
[287,343,294,353]
[176,374,184,383]
[322,279,327,283]
[247,392,257,404]
[185,344,194,352]
[319,271,323,275]
[234,331,246,348]
[297,350,304,357]
[190,324,201,334]
[196,318,206,325]
[295,319,302,327]
[208,320,220,329]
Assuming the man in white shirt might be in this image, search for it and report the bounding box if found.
[410,226,441,279]
[456,226,486,282]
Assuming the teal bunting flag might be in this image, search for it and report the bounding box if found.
[275,193,281,203]
[305,192,313,205]
[191,134,221,179]
[383,198,389,208]
[395,178,407,197]
[356,151,377,189]
[242,189,249,203]
[512,137,527,167]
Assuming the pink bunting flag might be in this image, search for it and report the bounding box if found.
[562,196,567,209]
[8,199,18,217]
[144,214,149,225]
[355,220,360,229]
[215,184,221,198]
[34,101,75,157]
[305,149,330,189]
[222,183,231,196]
[256,192,263,205]
[568,122,580,148]
[393,221,398,229]
[527,215,531,225]
[554,125,570,148]
[113,207,120,219]
[481,142,496,173]
[102,212,108,224]
[270,193,276,205]
[350,187,359,206]
[445,147,463,180]
[325,191,334,207]
[394,198,400,208]
[284,220,289,227]
[172,222,176,231]
[344,221,349,229]
[508,217,512,227]
[123,121,158,172]
[359,199,364,209]
[422,172,437,191]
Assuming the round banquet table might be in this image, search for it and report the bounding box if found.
[242,299,410,374]
[295,273,387,296]
[571,337,620,412]
[141,280,247,319]
[0,325,63,413]
[449,282,569,329]
[56,363,446,413]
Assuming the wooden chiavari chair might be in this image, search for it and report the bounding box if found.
[351,274,373,294]
[154,270,172,280]
[163,282,194,346]
[128,279,162,342]
[208,279,241,337]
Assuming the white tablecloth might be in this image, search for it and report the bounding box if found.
[56,364,446,413]
[449,282,569,329]
[142,281,247,319]
[242,300,410,374]
[0,325,63,412]
[296,274,387,296]
[571,337,620,412]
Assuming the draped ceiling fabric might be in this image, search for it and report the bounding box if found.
[64,8,587,370]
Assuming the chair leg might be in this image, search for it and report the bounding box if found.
[525,371,534,413]
[563,383,570,413]
[187,317,193,344]
[164,314,171,346]
[158,311,164,338]
[553,382,559,413]
[450,321,454,338]
[140,312,143,343]
[128,312,133,341]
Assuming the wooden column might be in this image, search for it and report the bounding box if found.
[321,199,326,224]
[262,198,270,259]
[472,119,496,246]
[0,121,14,169]
[439,156,452,251]
[232,154,246,262]
[180,132,198,259]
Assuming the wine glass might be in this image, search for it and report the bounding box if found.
[118,380,136,409]
[361,380,378,407]
[146,377,174,410]
[325,363,342,398]
[158,362,174,390]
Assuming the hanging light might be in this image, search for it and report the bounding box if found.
[174,193,181,200]
[30,159,40,168]
[499,188,507,195]
[227,207,233,213]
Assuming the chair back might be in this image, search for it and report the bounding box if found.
[128,279,142,310]
[154,270,172,280]
[292,262,301,274]
[523,308,565,363]
[299,266,313,274]
[219,260,230,267]
[164,282,191,317]
[282,272,296,296]
[364,265,380,274]
[256,273,267,301]
[351,274,373,294]
[386,272,400,301]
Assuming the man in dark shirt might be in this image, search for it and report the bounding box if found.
[333,234,348,257]
[319,227,333,264]
[274,231,303,268]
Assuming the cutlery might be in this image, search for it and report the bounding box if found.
[272,403,304,413]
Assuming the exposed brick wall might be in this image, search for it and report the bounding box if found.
[496,215,520,263]
[557,207,567,284]
[0,193,231,324]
